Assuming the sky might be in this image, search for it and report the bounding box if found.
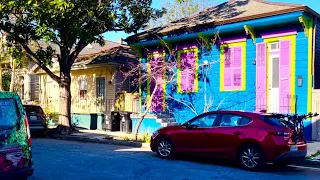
[102,0,320,43]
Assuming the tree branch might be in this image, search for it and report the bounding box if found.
[11,36,61,83]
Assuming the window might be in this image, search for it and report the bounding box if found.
[220,42,246,91]
[260,115,284,127]
[0,99,19,129]
[219,114,252,127]
[79,78,88,100]
[190,114,218,128]
[24,105,43,114]
[177,48,198,93]
[148,52,166,112]
[272,56,280,88]
[96,77,106,102]
[269,42,279,52]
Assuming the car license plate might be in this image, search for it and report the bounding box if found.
[29,116,37,121]
[290,145,298,151]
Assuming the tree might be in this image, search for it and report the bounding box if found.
[0,0,165,134]
[148,0,215,28]
[122,36,221,140]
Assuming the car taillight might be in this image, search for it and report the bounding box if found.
[43,114,47,119]
[24,115,32,147]
[267,130,289,140]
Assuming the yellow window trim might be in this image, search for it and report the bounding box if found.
[177,48,199,93]
[220,41,246,92]
[146,52,166,112]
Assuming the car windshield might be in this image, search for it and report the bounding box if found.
[0,98,19,130]
[24,105,43,114]
[260,115,285,127]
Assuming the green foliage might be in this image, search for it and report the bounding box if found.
[140,132,151,143]
[1,72,10,91]
[148,0,214,29]
[0,0,165,67]
[0,0,164,127]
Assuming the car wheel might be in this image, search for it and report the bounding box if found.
[238,144,265,171]
[156,138,174,158]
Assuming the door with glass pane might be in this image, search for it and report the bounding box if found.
[268,54,280,113]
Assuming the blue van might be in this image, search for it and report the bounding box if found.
[0,91,33,179]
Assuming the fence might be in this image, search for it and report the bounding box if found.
[255,95,297,114]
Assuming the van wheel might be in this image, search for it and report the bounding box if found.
[156,138,174,158]
[238,144,265,171]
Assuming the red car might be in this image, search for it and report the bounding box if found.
[150,110,307,171]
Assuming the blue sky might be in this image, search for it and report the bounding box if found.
[102,0,320,43]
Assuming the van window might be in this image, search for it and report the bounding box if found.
[0,98,19,129]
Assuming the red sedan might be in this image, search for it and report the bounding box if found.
[150,111,307,171]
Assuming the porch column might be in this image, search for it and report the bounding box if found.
[24,74,31,102]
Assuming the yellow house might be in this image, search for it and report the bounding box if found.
[25,41,140,129]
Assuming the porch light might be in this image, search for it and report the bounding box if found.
[298,76,303,87]
[203,60,209,66]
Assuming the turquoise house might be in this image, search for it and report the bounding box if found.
[125,0,320,141]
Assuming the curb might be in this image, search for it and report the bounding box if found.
[48,134,151,149]
[294,159,320,168]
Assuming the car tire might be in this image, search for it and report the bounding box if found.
[156,138,174,159]
[238,144,265,171]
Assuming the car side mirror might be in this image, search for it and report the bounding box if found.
[185,122,192,129]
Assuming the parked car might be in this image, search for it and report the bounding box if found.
[0,91,33,179]
[23,104,47,135]
[150,110,307,171]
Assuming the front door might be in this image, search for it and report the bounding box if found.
[268,54,280,113]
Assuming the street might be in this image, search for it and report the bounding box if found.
[29,138,320,180]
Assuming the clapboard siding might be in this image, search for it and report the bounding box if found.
[314,20,320,89]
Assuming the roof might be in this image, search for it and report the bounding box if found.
[73,45,138,66]
[126,0,319,43]
[31,40,120,57]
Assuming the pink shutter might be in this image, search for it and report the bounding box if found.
[224,47,232,90]
[150,55,164,112]
[233,46,242,88]
[279,40,291,113]
[256,43,267,112]
[180,51,196,92]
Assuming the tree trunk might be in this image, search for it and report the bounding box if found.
[133,83,159,140]
[9,57,15,92]
[56,69,73,135]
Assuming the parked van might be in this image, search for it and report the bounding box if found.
[0,91,33,179]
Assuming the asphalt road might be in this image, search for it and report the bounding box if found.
[28,138,320,180]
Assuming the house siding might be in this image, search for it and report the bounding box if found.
[295,28,309,114]
[314,19,320,89]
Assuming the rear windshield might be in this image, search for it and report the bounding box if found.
[0,98,19,129]
[24,105,43,114]
[260,115,285,127]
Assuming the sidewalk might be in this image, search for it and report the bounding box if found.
[48,128,151,149]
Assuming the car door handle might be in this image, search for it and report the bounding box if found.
[203,132,209,136]
[234,131,243,135]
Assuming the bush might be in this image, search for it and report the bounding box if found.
[140,132,151,143]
